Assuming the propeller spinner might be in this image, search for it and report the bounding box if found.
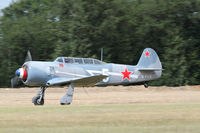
[15,67,28,80]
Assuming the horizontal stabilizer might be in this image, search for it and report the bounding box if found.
[138,68,163,71]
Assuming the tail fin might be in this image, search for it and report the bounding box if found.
[137,48,162,70]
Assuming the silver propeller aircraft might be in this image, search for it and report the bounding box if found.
[15,48,162,105]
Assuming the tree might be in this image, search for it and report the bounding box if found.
[0,0,200,87]
[0,0,59,87]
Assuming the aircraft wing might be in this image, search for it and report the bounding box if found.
[46,75,108,87]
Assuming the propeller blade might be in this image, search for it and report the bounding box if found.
[10,76,20,88]
[25,50,32,62]
[10,50,32,88]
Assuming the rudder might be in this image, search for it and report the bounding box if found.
[137,48,162,69]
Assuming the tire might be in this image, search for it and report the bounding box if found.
[32,96,44,105]
[60,102,71,105]
[144,83,148,88]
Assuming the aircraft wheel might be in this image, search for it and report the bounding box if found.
[60,102,71,105]
[144,82,148,88]
[32,96,44,105]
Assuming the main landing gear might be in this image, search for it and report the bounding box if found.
[32,83,75,106]
[32,86,46,105]
[60,83,74,105]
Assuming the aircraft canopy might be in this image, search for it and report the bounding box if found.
[54,57,104,65]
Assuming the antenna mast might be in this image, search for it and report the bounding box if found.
[101,48,103,61]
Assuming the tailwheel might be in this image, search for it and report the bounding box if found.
[144,82,148,88]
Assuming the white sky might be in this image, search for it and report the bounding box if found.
[0,0,15,10]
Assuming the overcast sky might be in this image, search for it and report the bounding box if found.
[0,0,14,10]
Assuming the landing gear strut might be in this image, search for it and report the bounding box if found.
[60,83,74,105]
[32,86,46,105]
[144,82,148,88]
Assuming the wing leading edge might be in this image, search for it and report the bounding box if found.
[46,75,108,87]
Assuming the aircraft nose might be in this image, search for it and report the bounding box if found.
[15,67,28,80]
[15,69,20,77]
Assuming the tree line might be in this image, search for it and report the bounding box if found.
[0,0,199,87]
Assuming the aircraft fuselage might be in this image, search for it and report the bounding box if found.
[22,61,161,87]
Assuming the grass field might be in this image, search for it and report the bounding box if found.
[0,86,200,133]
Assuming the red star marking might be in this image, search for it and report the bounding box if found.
[145,50,150,57]
[121,67,132,80]
[59,63,64,67]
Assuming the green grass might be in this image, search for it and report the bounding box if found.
[0,103,200,133]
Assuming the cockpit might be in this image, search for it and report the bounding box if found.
[54,57,104,65]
